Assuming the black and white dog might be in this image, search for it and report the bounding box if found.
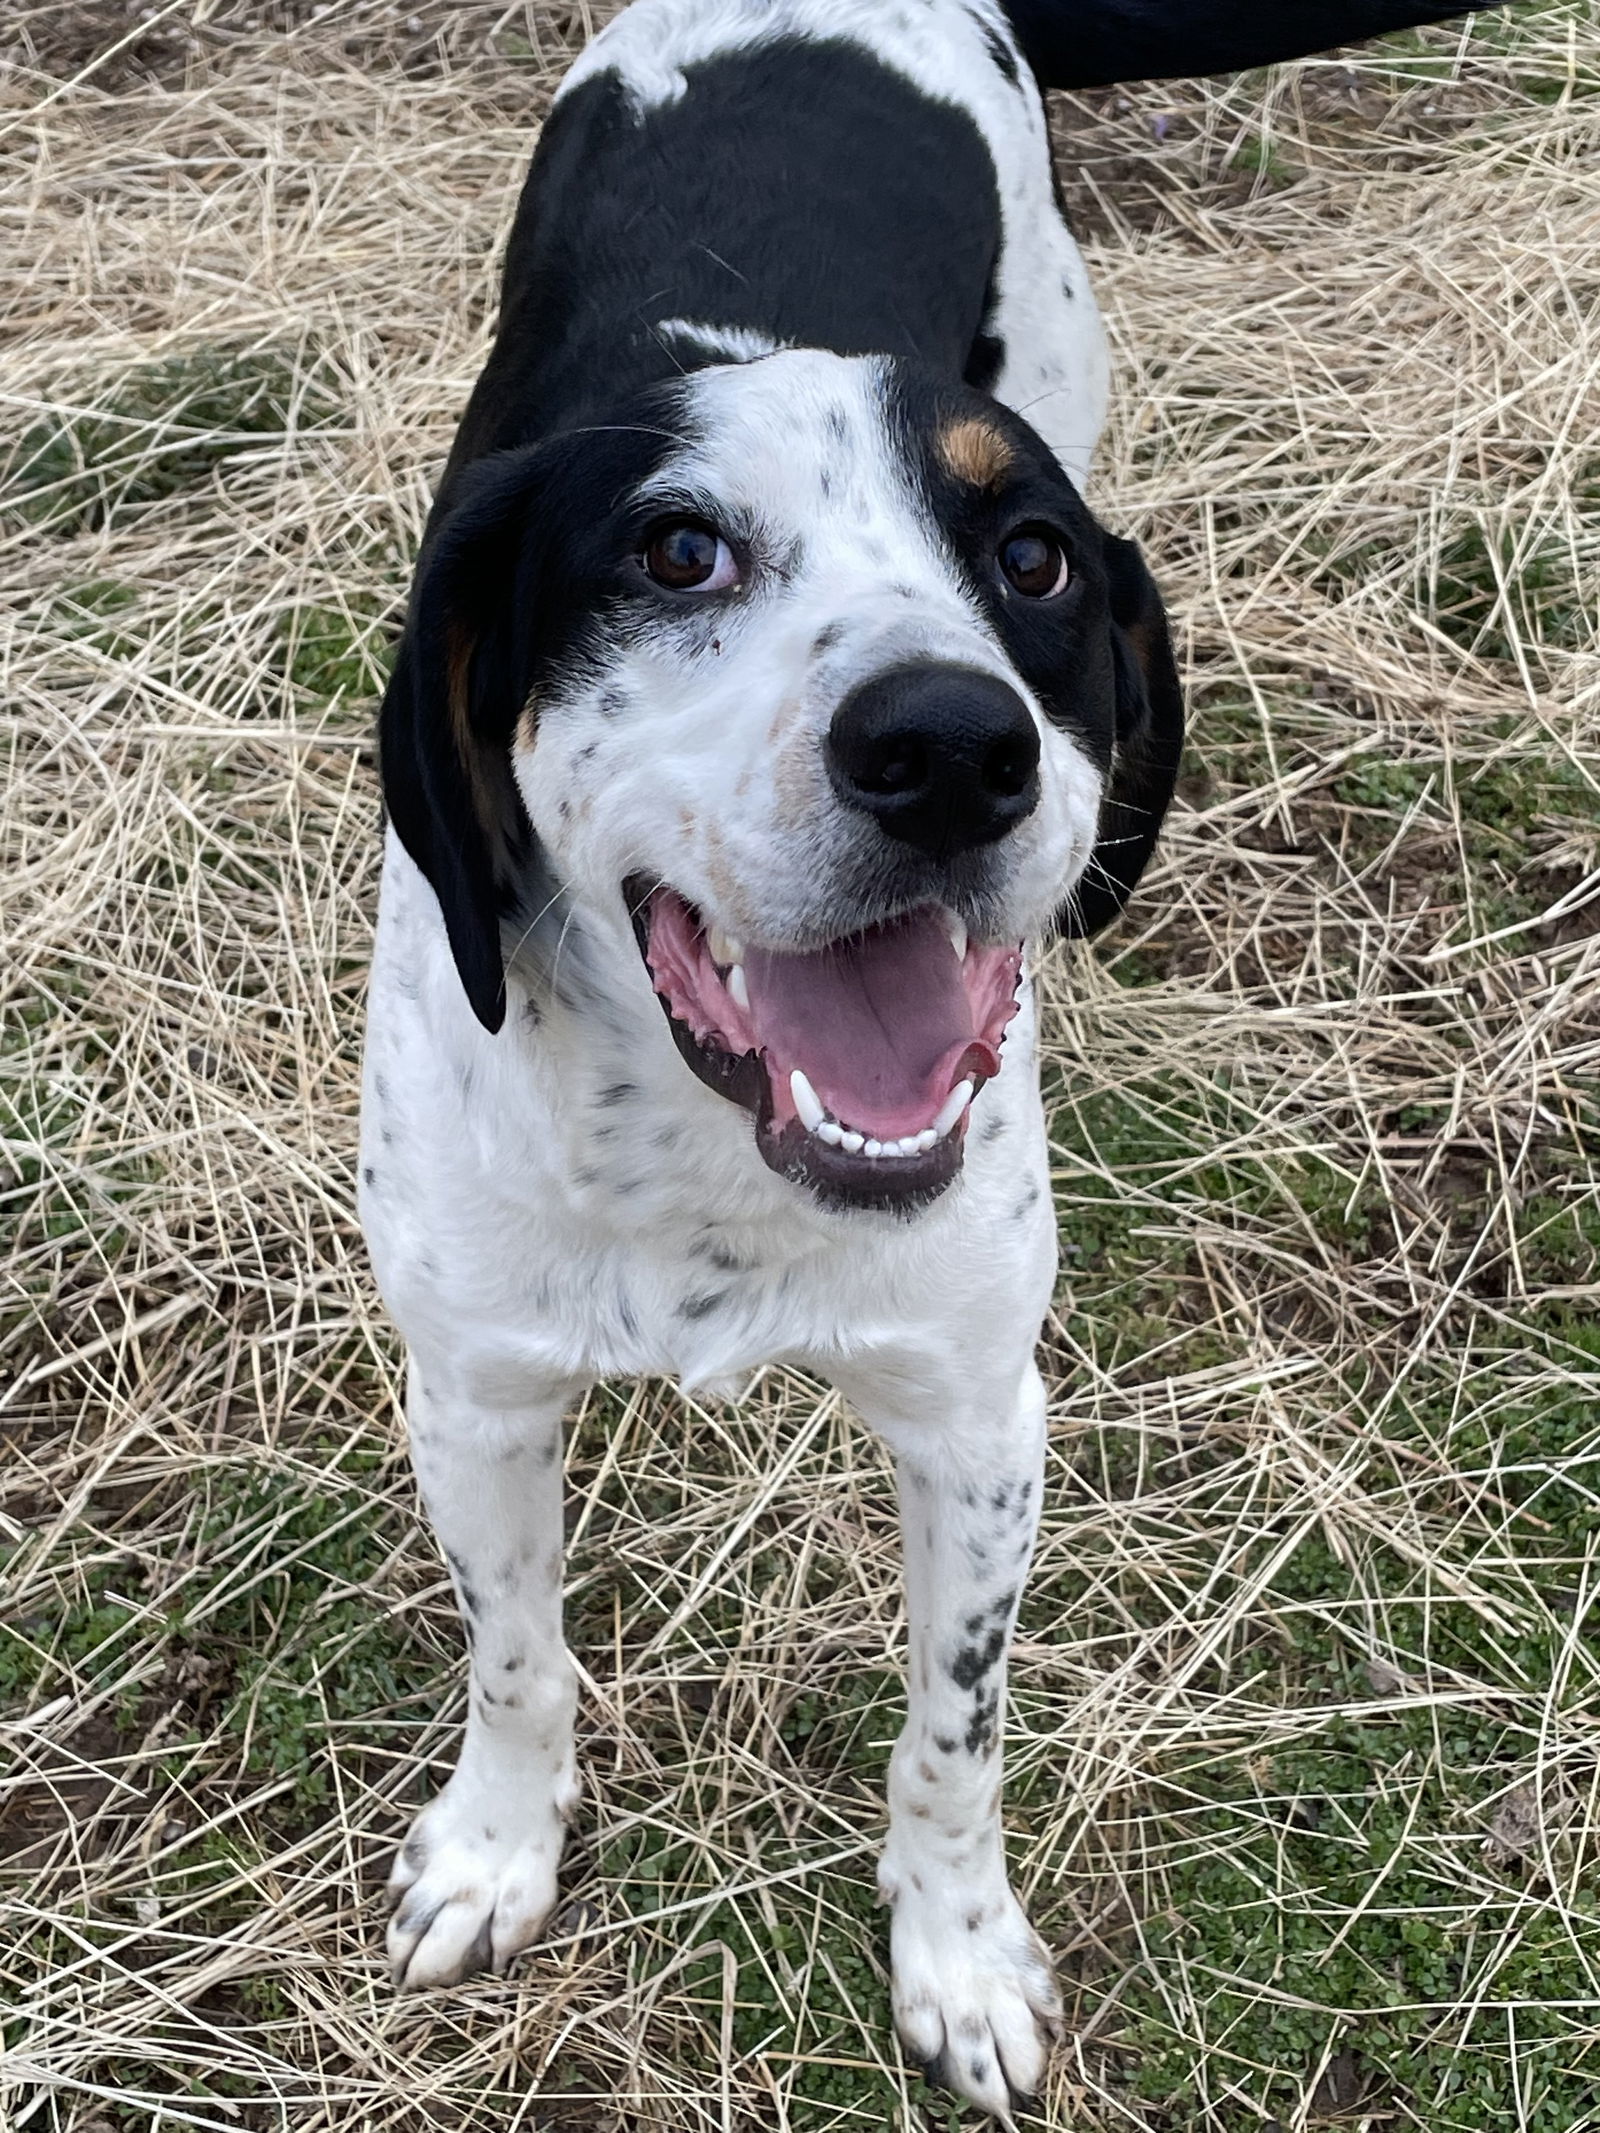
[361,0,1496,2112]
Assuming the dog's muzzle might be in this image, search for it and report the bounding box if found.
[629,880,1023,1212]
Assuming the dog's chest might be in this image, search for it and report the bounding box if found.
[362,894,1048,1403]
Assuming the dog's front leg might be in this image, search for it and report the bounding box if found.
[836,1354,1061,2119]
[386,1366,580,1991]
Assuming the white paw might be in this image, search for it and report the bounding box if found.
[386,1777,572,1991]
[885,1876,1061,2121]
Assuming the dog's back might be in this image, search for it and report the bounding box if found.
[446,0,1106,495]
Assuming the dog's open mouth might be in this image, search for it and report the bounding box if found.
[628,880,1023,1207]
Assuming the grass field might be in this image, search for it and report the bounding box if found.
[2,3,1597,2127]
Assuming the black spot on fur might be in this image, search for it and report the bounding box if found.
[965,1683,1000,1755]
[678,1289,729,1322]
[504,1654,524,1672]
[1014,1181,1043,1221]
[950,1625,1005,1690]
[991,1587,1017,1619]
[598,1081,637,1107]
[450,1564,482,1622]
[374,1074,390,1102]
[597,687,629,720]
[576,740,599,763]
[991,1482,1012,1513]
[812,621,845,657]
[981,1110,1007,1145]
[362,1166,376,1186]
[934,1735,958,1754]
[973,5,1021,83]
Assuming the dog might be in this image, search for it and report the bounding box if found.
[359,1,1498,2113]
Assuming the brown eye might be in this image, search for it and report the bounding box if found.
[998,527,1070,599]
[642,519,737,592]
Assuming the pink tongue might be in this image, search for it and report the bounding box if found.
[743,909,992,1139]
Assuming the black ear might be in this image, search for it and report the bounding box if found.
[1001,0,1500,89]
[378,448,551,1033]
[1060,531,1185,939]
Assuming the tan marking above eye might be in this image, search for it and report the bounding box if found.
[937,416,1014,492]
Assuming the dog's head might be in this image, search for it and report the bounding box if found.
[380,349,1182,1210]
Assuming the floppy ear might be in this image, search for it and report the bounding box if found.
[1001,0,1499,89]
[378,448,552,1033]
[1059,531,1185,939]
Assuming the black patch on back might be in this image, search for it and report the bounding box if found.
[446,43,1003,469]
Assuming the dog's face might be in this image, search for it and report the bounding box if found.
[380,350,1182,1211]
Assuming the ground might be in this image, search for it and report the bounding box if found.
[1,3,1597,2128]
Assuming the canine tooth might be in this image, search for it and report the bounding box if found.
[790,1068,826,1132]
[707,924,745,967]
[840,1130,865,1154]
[946,913,968,962]
[816,1119,844,1146]
[933,1080,974,1138]
[863,1139,883,1158]
[727,963,750,1011]
[915,1129,937,1154]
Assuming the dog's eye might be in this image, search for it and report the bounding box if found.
[642,519,738,592]
[997,527,1070,600]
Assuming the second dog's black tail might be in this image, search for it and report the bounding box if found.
[1001,0,1505,90]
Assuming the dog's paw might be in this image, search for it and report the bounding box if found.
[386,1781,570,1991]
[886,1878,1061,2122]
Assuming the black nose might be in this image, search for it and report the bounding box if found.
[826,662,1041,860]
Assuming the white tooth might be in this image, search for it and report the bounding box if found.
[727,963,750,1011]
[863,1139,883,1158]
[790,1068,826,1133]
[816,1119,844,1146]
[707,925,746,968]
[933,1080,974,1138]
[915,1129,937,1154]
[897,1137,921,1158]
[946,913,968,962]
[840,1130,865,1154]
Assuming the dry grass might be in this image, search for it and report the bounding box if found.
[2,4,1597,2127]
